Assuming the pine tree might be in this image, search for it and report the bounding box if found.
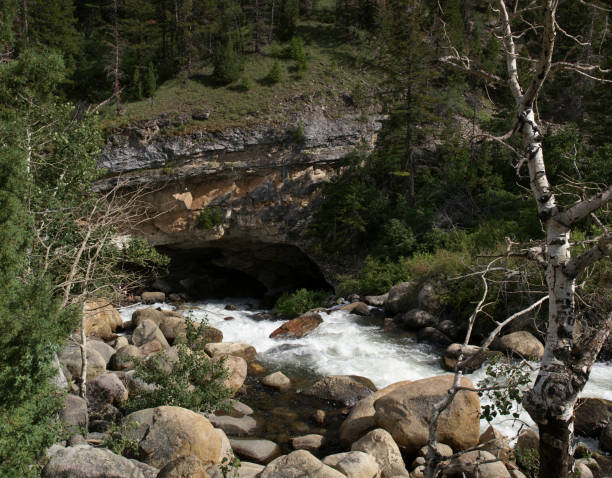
[265,59,282,84]
[212,37,242,85]
[145,61,156,97]
[277,0,298,41]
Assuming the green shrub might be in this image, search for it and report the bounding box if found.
[273,288,328,318]
[195,206,224,230]
[213,39,243,85]
[264,60,283,85]
[126,316,232,413]
[289,37,307,71]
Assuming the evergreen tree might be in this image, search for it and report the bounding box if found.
[28,0,81,65]
[265,59,282,84]
[145,61,156,97]
[277,0,298,41]
[212,37,242,85]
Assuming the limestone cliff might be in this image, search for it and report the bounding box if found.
[100,108,384,296]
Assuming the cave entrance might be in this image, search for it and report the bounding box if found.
[157,242,332,305]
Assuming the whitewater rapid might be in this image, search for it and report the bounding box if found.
[119,299,612,442]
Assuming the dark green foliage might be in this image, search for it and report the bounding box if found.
[273,289,329,318]
[264,60,283,84]
[127,316,232,413]
[144,62,156,97]
[195,206,224,230]
[123,237,170,269]
[213,38,242,85]
[277,0,299,41]
[289,36,307,71]
[132,67,143,100]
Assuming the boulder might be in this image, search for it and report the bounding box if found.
[493,331,544,360]
[443,450,511,478]
[292,434,326,452]
[58,344,107,380]
[132,308,167,327]
[259,450,346,478]
[437,320,459,340]
[52,354,68,390]
[384,282,416,316]
[230,438,282,464]
[313,409,327,425]
[575,397,612,438]
[341,302,370,316]
[478,426,511,463]
[59,394,88,433]
[442,344,496,373]
[417,282,442,314]
[124,406,222,468]
[220,355,247,393]
[142,291,166,303]
[83,300,123,340]
[220,399,254,417]
[113,336,129,349]
[323,451,381,478]
[124,369,157,395]
[139,340,164,356]
[401,309,437,329]
[87,373,129,407]
[515,429,539,453]
[207,414,258,437]
[158,316,186,342]
[208,462,264,478]
[270,313,323,339]
[417,443,453,459]
[339,380,411,444]
[417,327,451,346]
[600,423,612,453]
[156,454,209,478]
[262,371,291,391]
[303,375,377,407]
[109,344,144,371]
[87,340,116,365]
[373,375,480,455]
[364,294,388,307]
[132,320,170,349]
[42,445,158,478]
[350,429,409,478]
[205,342,258,362]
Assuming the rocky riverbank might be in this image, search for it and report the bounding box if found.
[47,285,612,478]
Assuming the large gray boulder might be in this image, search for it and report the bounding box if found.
[124,406,222,469]
[384,282,416,315]
[207,414,258,437]
[132,320,169,349]
[575,397,612,438]
[323,451,381,478]
[86,373,129,407]
[109,344,144,371]
[58,344,107,380]
[205,342,258,362]
[493,331,544,360]
[303,375,377,406]
[401,309,437,330]
[230,438,282,464]
[350,429,409,478]
[42,445,158,478]
[132,308,167,327]
[59,394,88,433]
[87,340,116,365]
[259,450,347,478]
[373,375,480,455]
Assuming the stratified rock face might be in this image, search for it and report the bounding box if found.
[99,109,384,293]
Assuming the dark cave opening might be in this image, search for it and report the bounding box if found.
[156,242,332,305]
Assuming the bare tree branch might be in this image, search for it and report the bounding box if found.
[555,186,612,226]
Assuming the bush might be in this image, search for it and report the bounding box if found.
[273,288,329,318]
[195,206,224,230]
[289,37,307,71]
[213,39,243,85]
[126,316,232,413]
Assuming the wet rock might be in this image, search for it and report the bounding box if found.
[341,302,370,316]
[248,361,265,375]
[493,331,544,360]
[221,399,254,417]
[373,375,480,455]
[262,371,291,391]
[109,345,144,371]
[156,454,209,478]
[132,320,169,349]
[384,282,417,316]
[230,438,282,464]
[269,313,323,339]
[142,291,166,304]
[575,397,612,438]
[443,450,510,478]
[350,428,409,478]
[205,342,258,362]
[323,451,381,478]
[124,406,222,468]
[304,375,377,407]
[225,304,237,311]
[339,380,411,444]
[42,445,158,478]
[292,434,326,452]
[259,450,346,478]
[207,414,258,437]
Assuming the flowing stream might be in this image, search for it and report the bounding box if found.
[120,299,612,444]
